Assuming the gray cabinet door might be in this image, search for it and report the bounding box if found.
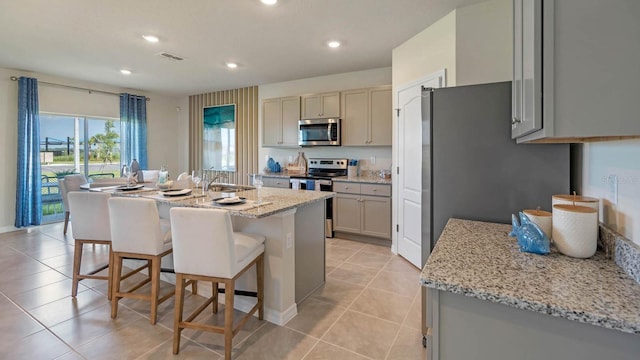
[263,98,282,146]
[281,96,301,146]
[369,86,392,146]
[361,195,391,239]
[341,89,368,146]
[333,194,361,233]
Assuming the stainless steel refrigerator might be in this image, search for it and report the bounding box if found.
[420,81,570,346]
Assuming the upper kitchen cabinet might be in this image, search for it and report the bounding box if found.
[263,96,300,147]
[301,92,340,119]
[341,86,392,146]
[512,0,640,143]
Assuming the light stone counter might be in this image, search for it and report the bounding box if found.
[333,175,391,185]
[421,218,640,334]
[421,218,640,360]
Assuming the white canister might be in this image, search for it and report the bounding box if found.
[552,204,598,258]
[347,165,358,178]
[552,194,599,214]
[523,209,552,239]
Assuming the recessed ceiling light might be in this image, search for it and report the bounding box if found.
[226,62,238,69]
[120,69,131,75]
[261,0,277,5]
[142,35,159,43]
[327,41,341,48]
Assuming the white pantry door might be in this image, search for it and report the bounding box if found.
[396,71,445,268]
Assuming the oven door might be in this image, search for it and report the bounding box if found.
[293,178,334,237]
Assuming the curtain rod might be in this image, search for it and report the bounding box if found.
[9,76,150,101]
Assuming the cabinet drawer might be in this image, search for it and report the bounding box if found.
[263,177,290,188]
[361,184,390,197]
[333,182,361,194]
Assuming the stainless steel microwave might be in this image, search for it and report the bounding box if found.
[298,118,341,146]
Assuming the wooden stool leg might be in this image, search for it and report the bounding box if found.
[107,246,113,301]
[191,279,198,295]
[111,253,123,319]
[63,211,70,235]
[150,256,161,325]
[224,280,235,360]
[173,273,185,354]
[212,282,219,314]
[257,254,264,320]
[71,240,83,297]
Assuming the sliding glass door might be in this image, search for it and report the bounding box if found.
[39,113,120,222]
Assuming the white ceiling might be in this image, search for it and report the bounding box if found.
[0,0,485,97]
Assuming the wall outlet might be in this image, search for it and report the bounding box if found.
[370,156,376,165]
[286,233,293,249]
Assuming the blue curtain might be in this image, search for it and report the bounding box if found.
[120,93,148,169]
[15,77,42,227]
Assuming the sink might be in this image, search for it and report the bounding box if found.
[208,183,255,192]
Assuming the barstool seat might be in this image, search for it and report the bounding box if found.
[108,197,184,325]
[170,207,265,360]
[67,191,112,299]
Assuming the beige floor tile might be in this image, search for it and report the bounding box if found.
[181,304,266,352]
[0,253,50,277]
[309,278,365,308]
[28,288,109,327]
[74,317,173,360]
[328,262,379,286]
[322,310,400,360]
[233,323,318,360]
[402,293,423,331]
[360,243,393,256]
[53,350,86,360]
[0,268,69,296]
[368,270,420,298]
[326,238,366,250]
[383,255,421,274]
[325,257,342,276]
[2,329,73,359]
[137,338,221,359]
[0,297,45,343]
[325,245,358,261]
[346,251,391,269]
[48,302,141,348]
[386,326,427,360]
[349,287,413,324]
[303,341,369,360]
[155,291,216,330]
[285,298,346,338]
[8,278,90,310]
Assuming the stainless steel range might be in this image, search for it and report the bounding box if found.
[289,158,348,237]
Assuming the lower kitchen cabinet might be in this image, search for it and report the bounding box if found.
[262,176,290,188]
[333,182,391,240]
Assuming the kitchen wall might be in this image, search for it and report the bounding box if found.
[0,66,185,232]
[392,0,512,91]
[580,139,640,245]
[258,67,392,172]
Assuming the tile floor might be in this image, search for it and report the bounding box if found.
[0,222,425,359]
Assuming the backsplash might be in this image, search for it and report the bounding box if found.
[599,224,640,284]
[261,147,392,174]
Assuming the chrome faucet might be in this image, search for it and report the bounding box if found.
[205,172,229,190]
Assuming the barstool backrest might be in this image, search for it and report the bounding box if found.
[68,191,111,241]
[108,197,166,255]
[170,207,235,278]
[61,174,88,209]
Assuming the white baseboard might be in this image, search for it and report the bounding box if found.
[0,225,20,234]
[196,282,297,326]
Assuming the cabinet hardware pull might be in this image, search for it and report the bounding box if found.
[512,117,521,125]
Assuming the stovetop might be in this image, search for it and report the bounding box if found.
[292,158,348,179]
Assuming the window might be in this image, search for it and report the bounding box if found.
[39,113,120,222]
[203,104,236,171]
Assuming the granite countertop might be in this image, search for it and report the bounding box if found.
[333,175,392,185]
[420,218,640,334]
[110,187,333,219]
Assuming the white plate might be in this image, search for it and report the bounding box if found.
[116,184,144,191]
[213,197,247,205]
[160,188,192,197]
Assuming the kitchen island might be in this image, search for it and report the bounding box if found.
[421,218,640,360]
[108,186,333,325]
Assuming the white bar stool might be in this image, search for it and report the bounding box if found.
[108,197,177,325]
[68,191,113,299]
[170,207,265,360]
